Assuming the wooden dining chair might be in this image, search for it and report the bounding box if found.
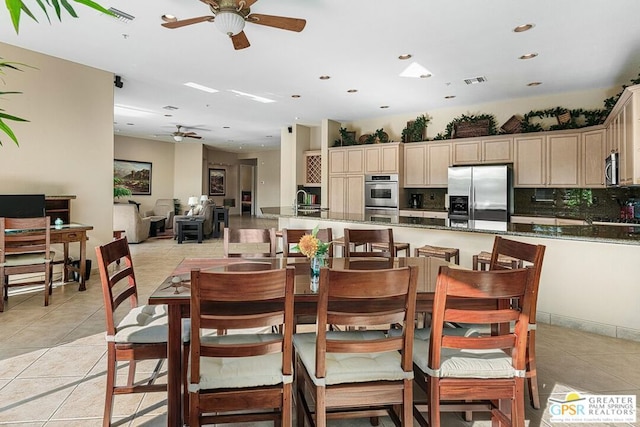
[487,236,546,410]
[293,265,418,426]
[189,266,295,426]
[96,237,172,426]
[413,265,535,427]
[281,227,333,257]
[343,228,394,258]
[223,227,277,258]
[1,216,54,311]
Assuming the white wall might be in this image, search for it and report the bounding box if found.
[0,42,113,262]
[173,142,204,213]
[240,149,280,213]
[114,135,175,214]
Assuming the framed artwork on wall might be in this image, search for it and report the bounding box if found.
[209,168,226,196]
[114,159,152,195]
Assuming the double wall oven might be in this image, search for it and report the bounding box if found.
[364,174,399,221]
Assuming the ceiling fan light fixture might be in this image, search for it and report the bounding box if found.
[215,11,245,36]
[173,135,183,142]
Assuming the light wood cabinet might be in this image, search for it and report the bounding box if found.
[603,84,640,186]
[399,209,423,218]
[514,135,546,187]
[426,143,452,187]
[328,147,364,174]
[547,133,581,187]
[582,129,606,187]
[364,143,401,174]
[404,144,426,187]
[452,137,513,165]
[403,142,451,187]
[328,174,364,215]
[304,150,321,187]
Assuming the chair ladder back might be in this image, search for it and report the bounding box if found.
[223,227,277,258]
[343,228,394,258]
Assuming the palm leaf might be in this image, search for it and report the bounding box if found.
[35,0,53,23]
[0,117,21,146]
[60,0,78,18]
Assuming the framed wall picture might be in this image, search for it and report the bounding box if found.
[209,168,226,196]
[114,159,152,195]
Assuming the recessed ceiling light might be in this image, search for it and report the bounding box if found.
[291,94,301,98]
[347,89,358,93]
[266,135,273,138]
[184,82,218,93]
[519,52,538,60]
[126,123,134,126]
[319,75,331,80]
[513,23,534,33]
[380,105,389,109]
[527,81,542,86]
[161,14,177,23]
[398,54,412,60]
[444,95,456,99]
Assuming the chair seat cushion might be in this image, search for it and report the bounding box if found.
[114,304,190,344]
[2,251,55,267]
[293,331,412,386]
[411,327,519,379]
[189,333,289,390]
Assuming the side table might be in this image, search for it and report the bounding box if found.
[176,218,205,244]
[149,216,166,237]
[212,207,229,238]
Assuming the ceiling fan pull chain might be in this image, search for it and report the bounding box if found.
[237,1,246,12]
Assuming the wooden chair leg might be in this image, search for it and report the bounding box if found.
[127,360,136,387]
[104,349,116,427]
[527,330,541,409]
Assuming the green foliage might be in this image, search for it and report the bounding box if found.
[5,0,113,34]
[402,114,431,142]
[334,127,357,147]
[374,128,389,143]
[433,113,498,140]
[113,177,132,199]
[0,59,34,146]
[602,69,640,116]
[521,107,608,133]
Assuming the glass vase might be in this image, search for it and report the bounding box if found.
[309,254,325,293]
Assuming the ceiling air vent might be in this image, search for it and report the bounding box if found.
[107,7,135,23]
[163,105,179,111]
[463,76,487,85]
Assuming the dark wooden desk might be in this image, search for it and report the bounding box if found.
[50,224,94,291]
[149,256,452,426]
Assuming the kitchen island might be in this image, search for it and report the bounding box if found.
[262,206,640,342]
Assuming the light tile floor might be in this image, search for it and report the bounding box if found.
[1,215,639,426]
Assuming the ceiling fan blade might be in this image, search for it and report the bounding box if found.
[199,0,219,9]
[161,15,214,29]
[239,0,258,8]
[231,31,251,50]
[186,135,203,139]
[183,132,199,137]
[247,13,306,32]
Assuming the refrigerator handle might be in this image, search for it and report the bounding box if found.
[469,185,474,220]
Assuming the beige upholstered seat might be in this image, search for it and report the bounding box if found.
[113,203,151,243]
[144,198,175,229]
[173,200,215,238]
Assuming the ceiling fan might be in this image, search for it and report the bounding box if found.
[161,0,306,50]
[171,125,202,142]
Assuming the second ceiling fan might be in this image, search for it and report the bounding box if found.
[161,0,307,50]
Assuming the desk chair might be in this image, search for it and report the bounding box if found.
[223,227,276,258]
[294,265,418,426]
[188,267,295,426]
[413,266,535,427]
[1,217,54,311]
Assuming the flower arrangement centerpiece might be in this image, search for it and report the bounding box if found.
[292,226,330,292]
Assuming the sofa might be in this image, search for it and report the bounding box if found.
[114,203,151,243]
[173,200,215,239]
[144,198,175,229]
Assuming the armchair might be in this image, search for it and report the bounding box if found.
[144,198,175,229]
[113,204,151,243]
[173,200,215,239]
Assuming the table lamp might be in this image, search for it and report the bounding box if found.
[188,196,199,208]
[200,195,208,204]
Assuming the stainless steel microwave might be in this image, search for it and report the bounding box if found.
[605,152,619,187]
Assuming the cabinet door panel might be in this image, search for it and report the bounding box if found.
[346,175,364,214]
[483,138,513,163]
[381,146,399,173]
[547,134,580,187]
[426,143,451,187]
[514,136,545,187]
[364,147,380,174]
[404,145,426,187]
[346,148,364,174]
[329,149,346,174]
[328,175,345,213]
[452,140,481,165]
[583,130,605,187]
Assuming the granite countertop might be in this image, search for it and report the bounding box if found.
[261,207,640,245]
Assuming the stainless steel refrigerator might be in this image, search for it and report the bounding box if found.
[447,165,512,231]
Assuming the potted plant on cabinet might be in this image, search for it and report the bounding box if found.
[402,114,431,142]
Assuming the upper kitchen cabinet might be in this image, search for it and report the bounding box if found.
[514,135,546,187]
[403,141,451,187]
[452,137,513,165]
[546,133,581,187]
[304,150,322,187]
[364,143,402,174]
[604,84,640,186]
[328,146,364,174]
[582,129,606,187]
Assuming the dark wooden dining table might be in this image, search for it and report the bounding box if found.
[148,256,454,426]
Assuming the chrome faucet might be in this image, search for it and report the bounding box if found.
[294,189,308,214]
